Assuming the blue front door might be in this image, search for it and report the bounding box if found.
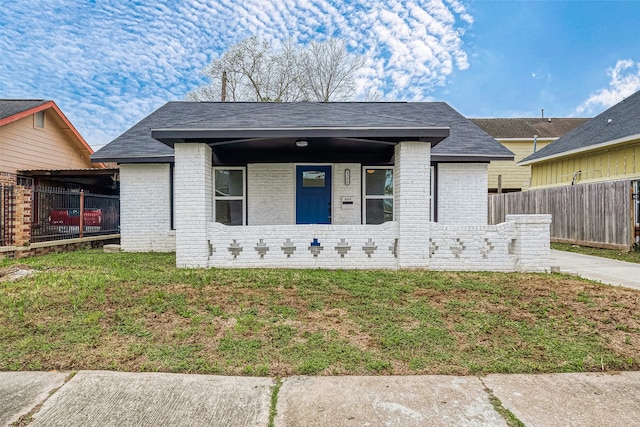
[296,166,332,224]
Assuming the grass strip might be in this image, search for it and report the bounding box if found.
[482,384,526,427]
[268,377,282,427]
[10,371,76,427]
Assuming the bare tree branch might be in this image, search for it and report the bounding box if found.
[302,39,366,102]
[187,38,364,102]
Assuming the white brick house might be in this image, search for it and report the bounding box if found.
[93,102,551,271]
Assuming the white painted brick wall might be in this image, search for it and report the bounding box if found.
[174,143,212,267]
[247,163,295,225]
[207,221,398,269]
[395,141,431,268]
[201,216,550,271]
[429,222,517,271]
[428,215,551,272]
[332,163,361,225]
[121,154,549,272]
[247,163,362,225]
[437,163,488,225]
[506,214,551,272]
[119,163,175,252]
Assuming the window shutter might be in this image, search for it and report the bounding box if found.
[34,111,45,128]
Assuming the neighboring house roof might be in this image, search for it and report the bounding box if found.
[0,99,96,158]
[0,99,50,123]
[520,90,640,165]
[471,118,589,139]
[92,102,513,164]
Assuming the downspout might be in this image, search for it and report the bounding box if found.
[533,134,538,153]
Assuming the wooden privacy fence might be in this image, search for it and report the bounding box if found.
[488,180,635,250]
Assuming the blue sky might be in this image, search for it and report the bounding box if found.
[1,0,639,150]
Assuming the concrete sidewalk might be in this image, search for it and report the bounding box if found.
[3,370,640,426]
[550,249,640,290]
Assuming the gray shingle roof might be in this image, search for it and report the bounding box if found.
[521,90,640,164]
[0,99,49,121]
[471,118,589,139]
[92,102,513,163]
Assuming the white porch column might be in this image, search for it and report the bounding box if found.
[394,141,431,268]
[174,143,212,268]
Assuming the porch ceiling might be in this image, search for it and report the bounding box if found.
[151,127,449,164]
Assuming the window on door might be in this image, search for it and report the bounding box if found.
[296,165,332,224]
[363,167,393,224]
[213,168,245,225]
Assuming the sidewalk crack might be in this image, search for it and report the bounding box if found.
[267,377,282,427]
[10,371,76,427]
[478,376,527,427]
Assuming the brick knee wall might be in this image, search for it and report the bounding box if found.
[0,237,120,260]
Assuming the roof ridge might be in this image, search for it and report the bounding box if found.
[323,103,432,125]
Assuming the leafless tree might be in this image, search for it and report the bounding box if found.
[301,39,366,102]
[187,38,364,102]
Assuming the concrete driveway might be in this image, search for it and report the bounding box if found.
[550,249,640,290]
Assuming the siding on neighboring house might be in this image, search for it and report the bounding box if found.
[530,138,640,188]
[437,163,488,225]
[472,117,589,192]
[119,163,175,252]
[487,139,552,191]
[0,110,93,174]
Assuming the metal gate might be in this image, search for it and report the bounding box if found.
[1,185,14,246]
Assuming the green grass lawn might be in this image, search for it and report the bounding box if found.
[1,249,639,376]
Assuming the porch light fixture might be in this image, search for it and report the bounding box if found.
[344,168,351,186]
[295,139,308,147]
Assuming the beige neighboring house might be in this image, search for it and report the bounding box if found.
[0,99,114,190]
[472,118,589,192]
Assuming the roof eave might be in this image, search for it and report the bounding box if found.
[151,127,451,147]
[519,132,640,166]
[0,100,50,126]
[431,154,515,162]
[90,154,175,164]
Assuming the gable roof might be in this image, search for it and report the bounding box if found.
[471,118,589,139]
[92,102,513,164]
[0,99,50,124]
[0,99,96,159]
[520,90,640,165]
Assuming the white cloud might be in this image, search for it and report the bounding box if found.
[0,0,473,148]
[576,59,640,114]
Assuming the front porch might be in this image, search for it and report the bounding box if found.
[171,138,550,272]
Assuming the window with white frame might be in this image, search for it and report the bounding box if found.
[363,167,393,224]
[213,168,245,225]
